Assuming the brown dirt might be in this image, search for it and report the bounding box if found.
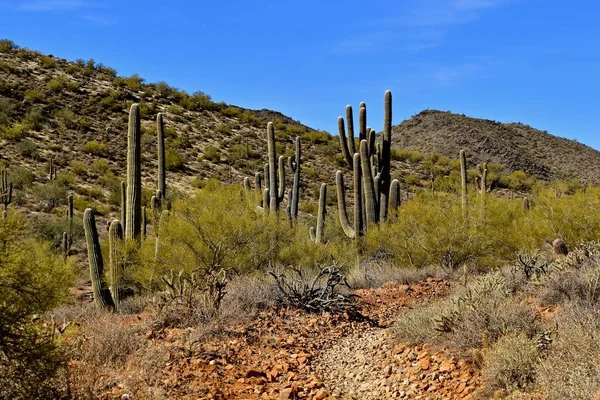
[81,278,482,399]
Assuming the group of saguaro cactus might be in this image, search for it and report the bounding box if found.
[245,122,303,222]
[1,167,12,218]
[336,90,401,239]
[84,104,168,310]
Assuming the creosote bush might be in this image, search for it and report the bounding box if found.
[0,213,74,399]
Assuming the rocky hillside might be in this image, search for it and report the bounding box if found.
[0,40,594,224]
[393,110,600,182]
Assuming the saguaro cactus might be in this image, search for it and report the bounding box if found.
[266,122,285,212]
[120,181,126,232]
[379,90,392,221]
[460,150,468,210]
[1,167,12,218]
[108,220,124,312]
[287,136,301,220]
[336,153,363,239]
[523,197,530,210]
[390,179,401,215]
[83,208,115,309]
[157,113,167,200]
[125,104,142,241]
[310,183,327,243]
[477,163,488,194]
[360,140,378,227]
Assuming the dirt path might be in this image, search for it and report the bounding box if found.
[88,279,481,399]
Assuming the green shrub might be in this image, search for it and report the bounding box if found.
[482,333,538,393]
[82,141,108,156]
[202,145,221,162]
[23,108,46,130]
[32,181,67,212]
[17,139,38,157]
[0,213,74,398]
[0,122,29,140]
[55,109,77,129]
[9,166,35,190]
[165,148,186,171]
[70,161,88,176]
[91,159,110,175]
[24,89,44,103]
[46,77,65,93]
[0,39,17,53]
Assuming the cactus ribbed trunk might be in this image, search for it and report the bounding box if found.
[125,104,142,241]
[460,150,468,210]
[310,183,327,243]
[157,113,166,199]
[379,90,392,222]
[360,140,378,227]
[1,167,12,217]
[83,208,115,309]
[120,181,126,232]
[290,136,301,220]
[267,122,278,211]
[523,197,530,210]
[359,105,367,142]
[390,179,401,214]
[346,105,356,156]
[338,117,353,168]
[255,172,262,191]
[243,177,251,191]
[108,220,124,312]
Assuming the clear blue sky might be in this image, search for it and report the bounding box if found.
[1,0,600,149]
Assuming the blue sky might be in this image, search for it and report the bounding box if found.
[1,0,600,149]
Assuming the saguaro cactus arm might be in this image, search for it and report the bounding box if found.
[379,90,392,222]
[338,116,353,168]
[310,183,327,243]
[360,140,378,227]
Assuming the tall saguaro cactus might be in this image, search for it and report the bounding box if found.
[336,153,363,239]
[379,90,392,221]
[125,104,142,241]
[360,140,378,227]
[108,220,124,311]
[310,183,327,243]
[157,112,166,200]
[287,136,301,220]
[83,209,115,309]
[1,167,12,218]
[460,150,468,210]
[266,122,285,212]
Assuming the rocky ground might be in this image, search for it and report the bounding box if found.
[91,278,481,399]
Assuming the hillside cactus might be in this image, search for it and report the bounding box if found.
[125,104,142,241]
[310,183,327,243]
[120,181,126,232]
[523,196,530,210]
[266,122,285,212]
[157,112,166,199]
[390,179,401,215]
[83,208,115,309]
[460,150,468,210]
[477,163,488,194]
[287,136,301,220]
[1,167,12,218]
[379,90,392,221]
[108,220,124,312]
[336,153,363,239]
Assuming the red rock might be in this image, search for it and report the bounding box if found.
[279,388,295,399]
[245,369,265,378]
[314,390,327,399]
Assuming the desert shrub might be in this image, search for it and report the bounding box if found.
[71,160,88,176]
[91,159,110,175]
[482,333,538,393]
[0,122,29,140]
[55,108,77,129]
[23,107,46,130]
[17,138,38,157]
[367,193,527,271]
[82,140,108,156]
[394,272,539,351]
[0,213,74,399]
[535,305,600,399]
[115,74,145,91]
[9,166,35,190]
[165,147,186,171]
[301,130,330,145]
[202,145,221,162]
[24,89,44,103]
[32,181,67,212]
[32,213,84,248]
[0,97,17,124]
[39,56,56,68]
[0,39,17,53]
[46,77,65,93]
